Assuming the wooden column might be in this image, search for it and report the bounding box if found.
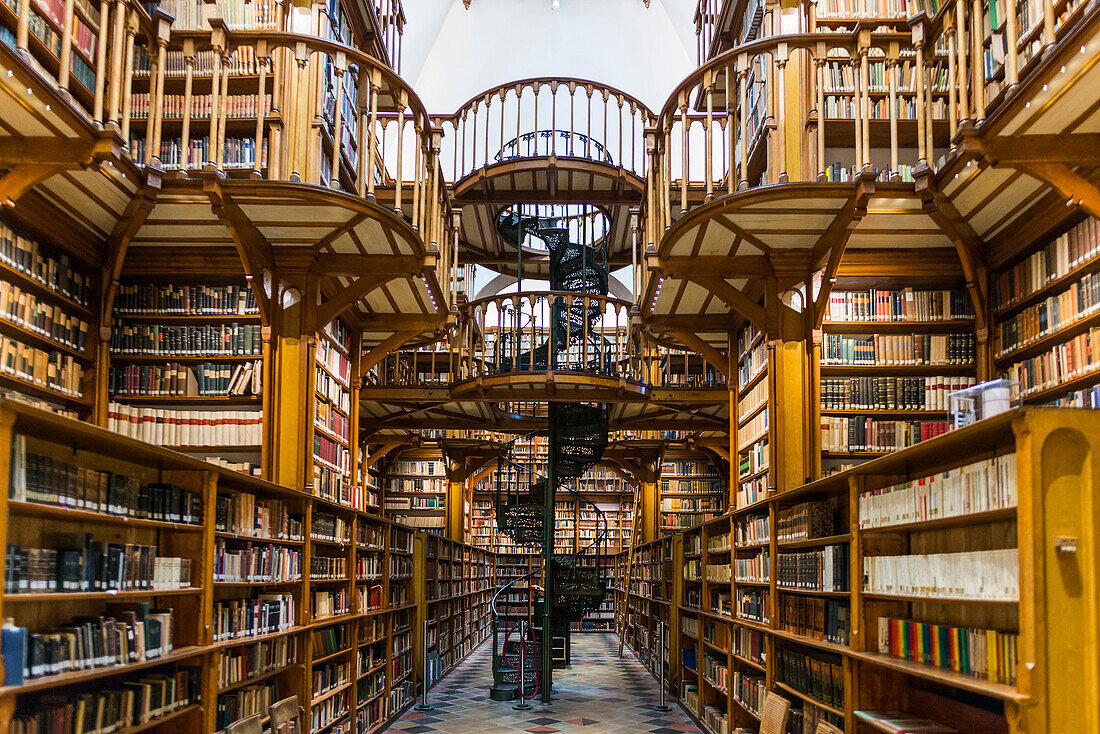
[270,273,315,490]
[445,479,465,541]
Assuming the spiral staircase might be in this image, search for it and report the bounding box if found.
[488,212,613,701]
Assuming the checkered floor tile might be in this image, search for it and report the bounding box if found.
[385,633,701,733]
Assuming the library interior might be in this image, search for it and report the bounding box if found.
[0,0,1097,732]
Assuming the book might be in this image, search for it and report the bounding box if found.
[106,403,262,446]
[854,711,959,732]
[863,548,1019,600]
[876,617,1018,684]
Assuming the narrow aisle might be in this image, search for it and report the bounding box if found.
[387,634,702,734]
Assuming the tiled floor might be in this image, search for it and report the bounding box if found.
[387,633,702,734]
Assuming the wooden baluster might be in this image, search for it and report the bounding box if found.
[366,69,380,199]
[888,57,899,180]
[947,21,958,139]
[460,108,468,175]
[483,94,491,167]
[679,91,688,215]
[181,45,195,171]
[118,12,135,151]
[471,103,480,168]
[704,70,714,201]
[429,129,441,247]
[815,58,825,180]
[972,0,985,121]
[150,27,169,169]
[216,52,231,170]
[107,0,126,128]
[1005,0,1019,87]
[532,84,539,155]
[617,95,624,167]
[411,126,422,231]
[210,46,225,168]
[915,38,927,165]
[142,34,157,166]
[515,85,522,159]
[499,90,506,162]
[395,91,407,213]
[16,0,31,54]
[58,0,75,93]
[586,86,593,158]
[956,0,969,123]
[253,43,268,178]
[663,128,672,230]
[630,102,637,172]
[861,51,870,171]
[725,65,735,193]
[852,56,862,173]
[738,62,748,189]
[925,49,934,164]
[602,88,610,162]
[332,60,345,188]
[93,0,109,124]
[551,82,558,157]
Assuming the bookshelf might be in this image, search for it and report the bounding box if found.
[413,533,494,690]
[312,319,357,511]
[819,286,978,473]
[617,406,1100,733]
[993,214,1100,407]
[661,458,726,533]
[383,453,447,535]
[621,536,674,677]
[107,278,264,476]
[0,218,97,419]
[0,400,442,734]
[737,321,770,510]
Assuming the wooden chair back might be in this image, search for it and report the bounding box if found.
[225,714,263,734]
[760,692,792,734]
[269,695,304,733]
[816,722,844,734]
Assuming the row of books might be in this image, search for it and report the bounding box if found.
[215,492,302,541]
[733,549,770,583]
[859,453,1017,528]
[315,338,351,383]
[814,0,920,18]
[10,444,203,522]
[995,269,1100,356]
[739,342,767,388]
[1,280,90,351]
[0,224,90,307]
[218,636,296,689]
[779,595,851,645]
[735,514,769,546]
[735,471,768,510]
[823,95,948,120]
[1003,326,1100,397]
[213,540,301,583]
[863,548,1019,600]
[129,136,267,170]
[109,360,263,398]
[738,375,768,418]
[777,546,850,592]
[315,400,349,442]
[387,477,446,493]
[992,216,1099,311]
[820,416,951,453]
[213,595,295,642]
[315,368,351,413]
[310,512,351,544]
[153,0,278,30]
[310,554,347,580]
[877,616,1017,684]
[822,59,952,96]
[314,434,350,474]
[820,375,977,411]
[737,588,770,622]
[731,671,765,717]
[776,646,845,711]
[660,496,724,512]
[822,162,917,183]
[820,333,977,366]
[1,604,174,684]
[826,288,973,323]
[384,496,445,510]
[777,498,839,542]
[5,538,191,593]
[216,680,279,730]
[106,403,263,447]
[109,322,263,357]
[0,335,85,398]
[114,283,257,316]
[7,663,200,733]
[128,93,273,121]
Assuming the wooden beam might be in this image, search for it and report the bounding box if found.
[99,171,161,333]
[0,165,63,205]
[361,314,447,331]
[650,255,771,277]
[1016,162,1100,221]
[362,440,407,469]
[207,182,276,322]
[667,330,731,381]
[0,136,122,166]
[360,329,422,375]
[643,314,734,331]
[312,252,436,276]
[315,273,392,327]
[980,134,1100,165]
[687,276,766,328]
[811,180,874,326]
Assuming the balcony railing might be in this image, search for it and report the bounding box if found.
[434,77,657,184]
[454,292,644,383]
[646,30,954,245]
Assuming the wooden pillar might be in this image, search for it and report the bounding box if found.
[766,280,811,492]
[270,273,315,490]
[445,479,465,541]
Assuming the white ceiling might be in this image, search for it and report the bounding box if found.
[402,0,697,114]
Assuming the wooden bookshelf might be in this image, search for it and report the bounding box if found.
[616,407,1100,733]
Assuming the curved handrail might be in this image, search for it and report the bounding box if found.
[435,76,659,184]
